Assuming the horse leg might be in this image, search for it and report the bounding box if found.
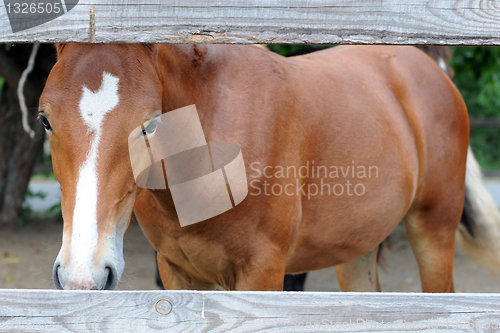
[235,264,286,291]
[234,246,287,291]
[154,251,164,289]
[336,246,381,292]
[156,253,217,290]
[403,208,459,293]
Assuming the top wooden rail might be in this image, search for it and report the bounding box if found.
[0,0,499,44]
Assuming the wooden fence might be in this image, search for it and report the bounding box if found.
[2,0,500,332]
[1,290,500,332]
[0,0,499,44]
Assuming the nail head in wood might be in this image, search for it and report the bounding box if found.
[154,299,172,316]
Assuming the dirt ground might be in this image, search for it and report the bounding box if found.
[1,221,500,292]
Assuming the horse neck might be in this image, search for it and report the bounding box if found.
[147,45,218,228]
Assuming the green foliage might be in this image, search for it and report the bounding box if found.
[18,205,33,227]
[47,202,62,217]
[19,187,61,225]
[469,128,500,169]
[18,189,47,226]
[25,189,46,200]
[267,44,332,56]
[31,172,56,181]
[451,47,500,118]
[0,76,4,101]
[451,47,500,169]
[266,44,300,56]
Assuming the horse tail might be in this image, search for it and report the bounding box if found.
[455,147,500,271]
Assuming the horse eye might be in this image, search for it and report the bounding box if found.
[142,119,159,137]
[38,113,52,132]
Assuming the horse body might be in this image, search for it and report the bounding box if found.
[40,44,468,292]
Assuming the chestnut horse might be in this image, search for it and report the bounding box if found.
[39,44,468,292]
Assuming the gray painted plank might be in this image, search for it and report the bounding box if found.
[0,0,499,44]
[1,290,500,332]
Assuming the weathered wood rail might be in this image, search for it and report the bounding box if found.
[0,0,500,44]
[1,290,500,332]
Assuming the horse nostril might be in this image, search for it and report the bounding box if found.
[53,264,63,290]
[103,266,115,290]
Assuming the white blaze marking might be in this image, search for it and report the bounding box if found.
[67,72,119,286]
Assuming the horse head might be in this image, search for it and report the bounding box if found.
[40,44,161,290]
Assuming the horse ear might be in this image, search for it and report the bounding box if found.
[143,44,157,54]
[54,44,66,59]
[142,44,158,63]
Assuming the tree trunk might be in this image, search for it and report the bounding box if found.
[0,44,55,226]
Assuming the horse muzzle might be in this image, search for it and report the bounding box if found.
[52,238,125,290]
[53,259,121,290]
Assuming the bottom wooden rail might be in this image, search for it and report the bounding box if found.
[0,290,499,332]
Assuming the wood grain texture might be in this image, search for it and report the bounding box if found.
[1,290,500,332]
[0,0,499,44]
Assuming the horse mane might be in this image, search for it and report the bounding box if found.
[416,45,454,79]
